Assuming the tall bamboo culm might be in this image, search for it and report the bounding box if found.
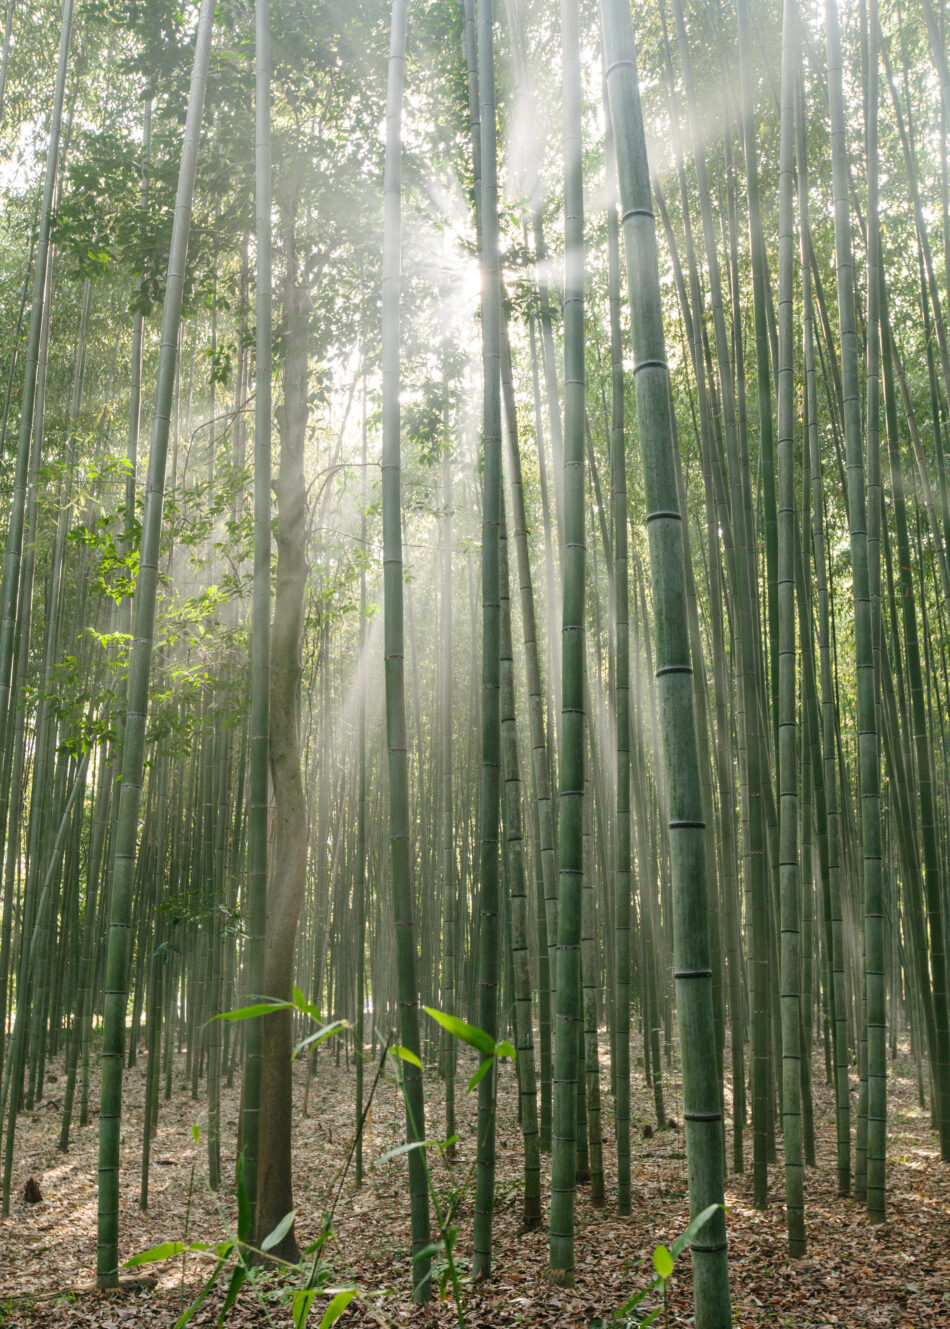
[381,0,431,1301]
[601,0,731,1323]
[777,0,805,1257]
[472,0,503,1281]
[96,0,215,1287]
[242,0,272,1227]
[549,0,586,1287]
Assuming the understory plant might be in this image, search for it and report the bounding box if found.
[385,1006,516,1327]
[126,995,512,1329]
[592,1204,723,1329]
[126,987,356,1328]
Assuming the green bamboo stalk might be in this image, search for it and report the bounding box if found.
[500,309,555,1158]
[864,0,886,1222]
[736,0,780,761]
[3,751,89,1215]
[580,710,604,1207]
[605,110,632,1212]
[826,0,884,1211]
[0,0,72,762]
[879,282,950,1155]
[500,496,541,1228]
[777,0,805,1255]
[549,0,586,1287]
[381,0,431,1300]
[796,50,850,1198]
[471,0,503,1281]
[356,321,369,1185]
[242,0,272,1227]
[96,0,215,1286]
[601,2,731,1322]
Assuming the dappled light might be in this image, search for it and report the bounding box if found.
[0,0,949,1326]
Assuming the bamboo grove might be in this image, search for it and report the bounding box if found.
[0,0,947,1324]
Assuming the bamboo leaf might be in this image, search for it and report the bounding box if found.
[670,1204,721,1261]
[422,1006,495,1056]
[377,1138,440,1165]
[302,1232,330,1258]
[611,1277,662,1320]
[292,1289,316,1329]
[466,1058,493,1094]
[319,1287,358,1328]
[290,986,322,1024]
[652,1245,674,1279]
[217,1264,247,1325]
[212,1000,290,1022]
[292,1020,348,1059]
[411,1239,446,1263]
[261,1209,296,1251]
[124,1241,187,1267]
[391,1045,423,1069]
[174,1258,227,1328]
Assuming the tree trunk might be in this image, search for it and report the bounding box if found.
[254,207,310,1263]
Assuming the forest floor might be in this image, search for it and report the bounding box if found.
[1,1032,948,1328]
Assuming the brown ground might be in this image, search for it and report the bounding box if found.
[1,1033,947,1328]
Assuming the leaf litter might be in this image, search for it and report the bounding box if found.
[1,1038,947,1328]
